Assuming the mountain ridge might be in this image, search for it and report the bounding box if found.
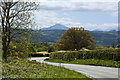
[42,24,69,30]
[41,24,118,32]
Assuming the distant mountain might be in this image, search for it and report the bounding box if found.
[92,29,103,32]
[93,29,118,32]
[31,24,118,46]
[42,24,69,30]
[108,30,117,32]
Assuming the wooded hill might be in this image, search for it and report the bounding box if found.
[31,30,118,47]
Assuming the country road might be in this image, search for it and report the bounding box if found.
[29,57,119,80]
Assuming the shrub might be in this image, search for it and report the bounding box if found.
[43,54,49,57]
[37,48,43,52]
[50,49,120,61]
[48,46,55,53]
[29,53,43,57]
[95,46,108,50]
[116,44,120,48]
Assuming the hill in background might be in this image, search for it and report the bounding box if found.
[30,24,118,47]
[42,24,69,30]
[31,30,118,47]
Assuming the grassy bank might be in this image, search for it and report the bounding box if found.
[2,57,91,79]
[45,59,120,68]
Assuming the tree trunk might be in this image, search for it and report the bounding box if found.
[3,47,7,60]
[2,3,11,61]
[2,38,8,61]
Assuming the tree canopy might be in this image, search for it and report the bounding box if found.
[54,27,94,50]
[0,1,39,60]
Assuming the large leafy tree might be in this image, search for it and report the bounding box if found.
[0,0,38,60]
[55,27,94,50]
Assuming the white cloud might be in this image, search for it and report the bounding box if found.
[112,12,118,16]
[38,0,118,16]
[34,11,75,28]
[34,10,118,31]
[39,0,119,2]
[33,1,118,31]
[82,23,118,31]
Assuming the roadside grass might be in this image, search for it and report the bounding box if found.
[45,58,120,68]
[2,57,91,79]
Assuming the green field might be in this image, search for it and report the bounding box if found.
[45,59,120,68]
[2,57,91,79]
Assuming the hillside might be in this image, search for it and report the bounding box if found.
[31,30,118,47]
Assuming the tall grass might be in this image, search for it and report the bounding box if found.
[2,57,91,79]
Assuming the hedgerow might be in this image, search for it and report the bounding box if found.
[29,53,49,57]
[50,48,120,61]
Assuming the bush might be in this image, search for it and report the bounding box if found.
[43,54,49,57]
[50,48,120,61]
[29,53,43,57]
[48,46,55,53]
[37,48,43,52]
[95,46,108,50]
[29,53,49,57]
[8,42,16,56]
[116,44,120,48]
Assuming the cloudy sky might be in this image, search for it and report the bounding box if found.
[33,0,119,31]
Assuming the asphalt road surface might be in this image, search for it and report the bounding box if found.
[29,57,119,80]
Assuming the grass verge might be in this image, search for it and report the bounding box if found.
[45,58,120,68]
[2,57,91,79]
